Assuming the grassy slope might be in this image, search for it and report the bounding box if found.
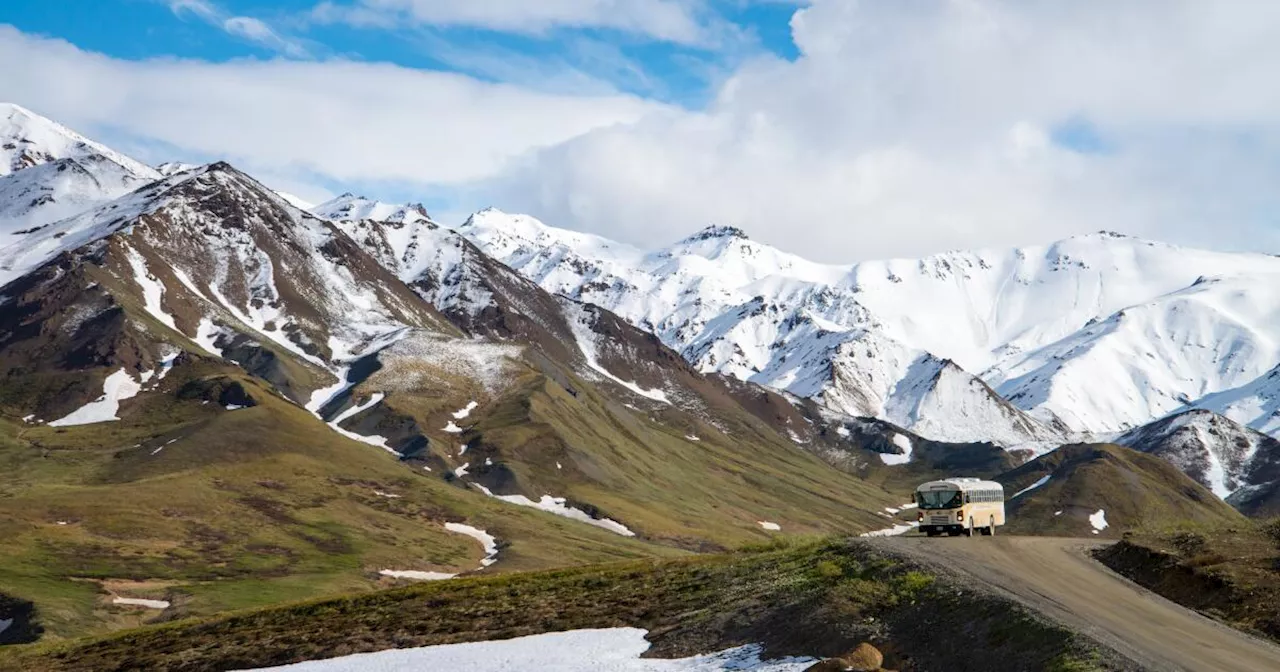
[354,349,908,547]
[0,366,676,643]
[479,371,906,544]
[0,353,909,644]
[1096,519,1280,644]
[1,538,1115,672]
[997,444,1245,538]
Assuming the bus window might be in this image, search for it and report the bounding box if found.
[917,490,962,509]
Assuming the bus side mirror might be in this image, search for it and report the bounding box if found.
[909,493,915,504]
[964,494,971,504]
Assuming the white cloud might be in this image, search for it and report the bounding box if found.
[476,0,1280,260]
[221,17,310,59]
[168,0,310,57]
[0,26,666,186]
[9,1,1280,262]
[309,0,725,46]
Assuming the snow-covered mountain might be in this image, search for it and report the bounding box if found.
[0,103,159,237]
[312,193,431,228]
[1117,410,1276,498]
[0,160,459,423]
[452,209,1280,450]
[0,103,157,179]
[6,101,1280,492]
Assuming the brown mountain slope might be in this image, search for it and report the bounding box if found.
[997,443,1245,538]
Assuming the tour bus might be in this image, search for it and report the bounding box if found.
[913,478,1005,537]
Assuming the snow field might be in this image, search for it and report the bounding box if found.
[241,627,815,672]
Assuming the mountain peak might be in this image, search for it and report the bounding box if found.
[155,161,198,176]
[311,193,432,226]
[0,102,37,121]
[683,224,749,243]
[0,102,159,180]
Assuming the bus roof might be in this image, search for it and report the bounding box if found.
[916,478,1004,492]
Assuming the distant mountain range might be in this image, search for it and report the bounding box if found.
[1,100,1277,515]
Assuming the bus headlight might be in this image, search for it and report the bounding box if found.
[956,510,964,521]
[917,512,924,522]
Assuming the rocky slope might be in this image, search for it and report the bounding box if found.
[1117,410,1280,514]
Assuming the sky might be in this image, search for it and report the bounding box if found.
[3,0,1280,262]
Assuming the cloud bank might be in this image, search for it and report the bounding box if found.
[5,0,1280,261]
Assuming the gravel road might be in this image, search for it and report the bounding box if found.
[872,535,1280,671]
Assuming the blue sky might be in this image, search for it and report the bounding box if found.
[1,0,809,217]
[3,1,1279,261]
[5,0,800,106]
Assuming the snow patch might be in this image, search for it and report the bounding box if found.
[379,521,499,581]
[1089,509,1109,533]
[443,421,463,433]
[154,351,180,382]
[452,401,478,419]
[193,317,225,357]
[565,303,671,404]
[757,521,781,531]
[112,597,169,610]
[455,463,470,478]
[444,522,499,567]
[150,438,178,456]
[125,246,177,331]
[378,569,454,581]
[471,484,635,537]
[860,522,919,537]
[878,433,913,465]
[239,627,814,671]
[1011,475,1051,499]
[327,393,396,454]
[48,369,141,426]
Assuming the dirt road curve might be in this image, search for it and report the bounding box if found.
[875,536,1280,672]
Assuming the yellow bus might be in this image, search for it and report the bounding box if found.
[913,478,1005,537]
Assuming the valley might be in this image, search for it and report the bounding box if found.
[1,101,1279,670]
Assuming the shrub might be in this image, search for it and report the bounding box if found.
[815,559,844,580]
[1262,518,1280,548]
[1170,531,1207,556]
[894,570,935,598]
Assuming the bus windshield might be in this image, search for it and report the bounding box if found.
[917,489,962,510]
